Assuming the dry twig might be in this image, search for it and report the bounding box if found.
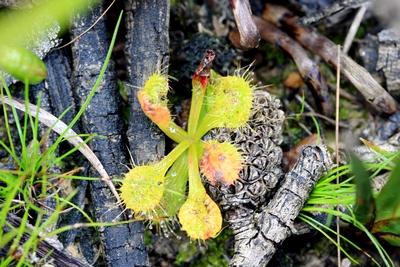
[300,0,370,24]
[251,16,333,115]
[263,4,398,114]
[230,0,260,48]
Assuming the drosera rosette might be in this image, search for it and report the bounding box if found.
[120,49,255,241]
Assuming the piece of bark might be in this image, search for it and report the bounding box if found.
[263,4,398,115]
[231,145,332,266]
[71,5,148,267]
[2,213,91,267]
[251,17,333,115]
[376,29,400,98]
[124,0,168,165]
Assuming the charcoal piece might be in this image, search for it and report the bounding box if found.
[71,4,148,267]
[44,49,76,126]
[124,0,168,165]
[30,48,77,134]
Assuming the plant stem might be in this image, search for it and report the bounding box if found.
[187,144,206,199]
[158,121,188,143]
[157,140,190,172]
[195,114,219,139]
[158,151,189,217]
[187,49,215,136]
[188,79,206,136]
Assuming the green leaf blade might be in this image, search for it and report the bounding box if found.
[350,152,376,226]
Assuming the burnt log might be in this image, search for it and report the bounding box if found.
[124,0,168,164]
[71,4,148,266]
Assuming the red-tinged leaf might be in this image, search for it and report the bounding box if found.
[372,218,400,247]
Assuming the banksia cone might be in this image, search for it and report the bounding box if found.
[200,141,242,185]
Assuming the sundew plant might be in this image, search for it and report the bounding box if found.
[119,50,254,240]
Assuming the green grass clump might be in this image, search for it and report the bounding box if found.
[301,145,400,267]
[0,11,123,265]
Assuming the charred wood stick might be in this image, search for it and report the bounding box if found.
[71,5,148,267]
[251,17,333,115]
[229,0,260,48]
[123,2,169,263]
[2,213,91,267]
[124,0,168,165]
[263,4,398,115]
[43,48,88,247]
[29,48,77,234]
[231,145,332,266]
[43,48,77,128]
